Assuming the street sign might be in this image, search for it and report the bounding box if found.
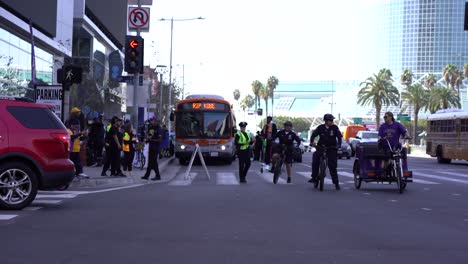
[35,85,63,120]
[128,6,150,32]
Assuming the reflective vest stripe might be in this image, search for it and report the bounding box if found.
[237,131,250,150]
[68,129,80,152]
[122,132,130,152]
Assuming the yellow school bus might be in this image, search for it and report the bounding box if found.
[426,109,468,163]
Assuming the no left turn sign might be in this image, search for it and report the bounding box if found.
[128,6,150,32]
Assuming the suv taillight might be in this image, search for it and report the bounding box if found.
[51,133,70,153]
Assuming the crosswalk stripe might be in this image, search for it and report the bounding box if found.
[22,207,42,211]
[256,171,287,184]
[439,171,468,179]
[168,172,196,186]
[0,214,17,220]
[414,173,468,184]
[32,200,62,205]
[216,172,239,185]
[296,172,333,184]
[39,190,89,195]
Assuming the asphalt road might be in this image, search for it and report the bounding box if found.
[1,153,467,264]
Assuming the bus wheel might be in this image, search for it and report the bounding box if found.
[179,158,188,165]
[436,146,451,164]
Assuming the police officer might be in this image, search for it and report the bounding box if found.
[235,122,253,183]
[309,114,343,190]
[142,118,162,180]
[101,116,124,176]
[271,121,301,183]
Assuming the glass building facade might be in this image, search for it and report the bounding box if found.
[377,0,468,79]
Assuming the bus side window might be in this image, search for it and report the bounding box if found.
[461,119,468,132]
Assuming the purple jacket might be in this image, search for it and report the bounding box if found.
[378,121,407,148]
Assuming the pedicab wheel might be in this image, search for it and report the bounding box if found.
[395,167,404,194]
[353,161,361,189]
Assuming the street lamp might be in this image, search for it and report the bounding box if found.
[155,65,167,120]
[159,16,205,132]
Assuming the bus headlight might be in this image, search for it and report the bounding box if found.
[180,145,186,150]
[220,145,226,150]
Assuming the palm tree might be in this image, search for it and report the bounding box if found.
[400,69,414,88]
[233,89,240,101]
[251,80,263,109]
[357,68,400,128]
[424,73,438,89]
[464,63,468,79]
[266,76,279,117]
[426,86,461,113]
[401,83,429,142]
[259,85,270,117]
[443,64,461,90]
[245,94,255,110]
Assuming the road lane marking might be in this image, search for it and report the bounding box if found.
[464,219,468,222]
[451,193,461,196]
[0,214,17,220]
[36,194,77,199]
[216,172,239,185]
[32,200,62,205]
[363,192,371,195]
[414,173,468,184]
[39,190,89,195]
[169,172,197,186]
[22,207,42,211]
[439,171,468,179]
[256,171,287,184]
[421,208,432,211]
[389,199,398,202]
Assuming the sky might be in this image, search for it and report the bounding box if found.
[140,0,381,102]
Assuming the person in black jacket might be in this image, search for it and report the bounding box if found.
[271,121,301,184]
[235,122,253,183]
[309,114,343,190]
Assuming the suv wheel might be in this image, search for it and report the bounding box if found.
[0,162,38,210]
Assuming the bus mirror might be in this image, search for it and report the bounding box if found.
[170,112,174,121]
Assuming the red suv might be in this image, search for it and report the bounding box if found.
[0,97,75,210]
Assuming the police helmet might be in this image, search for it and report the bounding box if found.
[283,120,293,127]
[239,122,248,127]
[323,114,335,122]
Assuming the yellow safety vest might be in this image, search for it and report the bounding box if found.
[122,132,130,152]
[106,124,111,132]
[237,131,251,150]
[67,129,81,152]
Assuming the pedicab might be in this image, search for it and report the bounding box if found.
[352,139,413,193]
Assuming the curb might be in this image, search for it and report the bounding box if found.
[69,157,175,189]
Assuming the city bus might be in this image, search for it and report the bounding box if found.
[171,94,237,165]
[426,109,468,163]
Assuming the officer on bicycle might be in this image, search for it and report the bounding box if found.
[235,122,253,183]
[309,114,342,190]
[378,111,409,174]
[271,121,301,183]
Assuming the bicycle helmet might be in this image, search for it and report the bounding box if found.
[323,114,335,122]
[283,120,293,126]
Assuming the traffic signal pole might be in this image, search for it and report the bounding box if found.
[132,0,141,129]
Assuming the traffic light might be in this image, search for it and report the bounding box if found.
[125,35,144,74]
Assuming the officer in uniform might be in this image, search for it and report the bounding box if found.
[309,114,343,190]
[142,118,162,180]
[235,122,253,183]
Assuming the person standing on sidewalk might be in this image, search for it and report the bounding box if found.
[235,122,253,183]
[101,116,125,177]
[67,119,89,179]
[122,123,137,176]
[142,118,162,181]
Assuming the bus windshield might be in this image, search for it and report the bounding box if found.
[176,111,232,138]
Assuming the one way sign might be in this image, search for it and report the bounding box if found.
[128,6,150,32]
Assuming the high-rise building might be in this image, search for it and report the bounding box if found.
[377,0,468,80]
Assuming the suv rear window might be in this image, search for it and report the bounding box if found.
[7,106,66,129]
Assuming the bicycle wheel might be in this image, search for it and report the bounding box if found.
[140,156,146,170]
[395,162,404,194]
[273,161,281,184]
[319,159,326,191]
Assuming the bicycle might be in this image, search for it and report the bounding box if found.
[313,145,336,191]
[382,138,408,194]
[133,142,146,170]
[271,145,287,184]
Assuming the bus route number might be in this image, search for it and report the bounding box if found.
[192,102,215,109]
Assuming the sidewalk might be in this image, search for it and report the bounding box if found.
[407,145,431,158]
[69,156,175,189]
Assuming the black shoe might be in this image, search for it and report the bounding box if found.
[308,178,314,183]
[151,176,161,181]
[141,176,149,180]
[287,177,291,183]
[114,172,126,177]
[240,179,247,183]
[335,183,341,190]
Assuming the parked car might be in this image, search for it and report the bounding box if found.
[0,97,75,210]
[349,130,379,156]
[337,140,352,159]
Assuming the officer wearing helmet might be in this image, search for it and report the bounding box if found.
[235,122,253,183]
[309,114,343,190]
[271,120,301,183]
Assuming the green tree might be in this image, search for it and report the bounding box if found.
[401,83,429,142]
[266,76,279,116]
[251,80,263,109]
[400,69,414,88]
[239,94,254,112]
[259,85,270,117]
[426,86,461,113]
[424,73,438,89]
[357,68,400,128]
[464,63,468,79]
